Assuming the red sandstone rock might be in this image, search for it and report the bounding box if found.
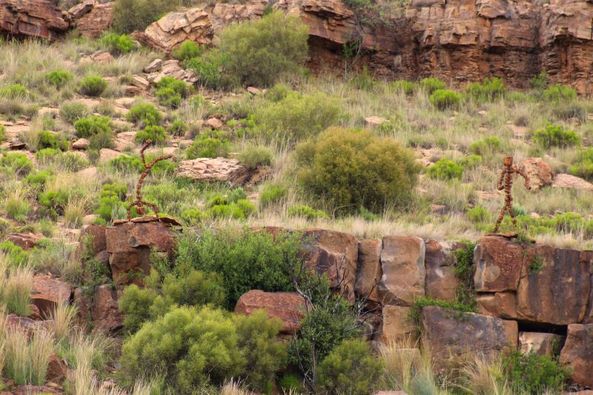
[5,233,41,250]
[92,285,122,332]
[0,0,69,40]
[46,354,68,384]
[379,305,415,344]
[31,275,72,318]
[519,158,553,191]
[519,332,564,357]
[560,324,593,388]
[72,2,113,38]
[474,236,524,293]
[235,290,307,334]
[425,240,458,302]
[355,239,382,302]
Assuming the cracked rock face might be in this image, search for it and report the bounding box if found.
[0,0,69,40]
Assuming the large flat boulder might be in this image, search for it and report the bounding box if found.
[378,236,425,306]
[559,324,593,387]
[92,284,123,332]
[177,158,251,185]
[234,290,308,334]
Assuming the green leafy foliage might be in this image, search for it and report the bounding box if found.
[466,77,506,101]
[0,241,29,266]
[259,183,287,208]
[172,40,203,61]
[185,49,235,90]
[45,69,73,89]
[79,75,107,97]
[390,80,416,95]
[155,77,189,108]
[317,339,383,395]
[238,145,273,169]
[95,183,127,223]
[542,84,577,102]
[60,101,89,124]
[186,130,230,159]
[37,131,68,151]
[112,0,179,33]
[569,148,593,180]
[204,189,255,221]
[430,89,462,110]
[135,125,167,144]
[167,119,188,136]
[296,127,419,214]
[288,204,329,220]
[0,152,33,176]
[419,77,446,93]
[100,32,135,54]
[503,351,569,394]
[410,296,476,327]
[0,83,28,99]
[532,124,580,149]
[469,136,503,156]
[426,159,464,180]
[127,102,161,126]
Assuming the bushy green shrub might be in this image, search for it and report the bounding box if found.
[25,170,53,189]
[0,241,29,266]
[173,40,202,61]
[186,131,230,159]
[419,77,446,93]
[0,124,5,142]
[95,183,127,223]
[467,205,490,224]
[135,125,167,144]
[180,207,205,226]
[469,136,503,156]
[296,127,418,214]
[127,102,161,126]
[74,115,111,138]
[0,152,33,176]
[530,72,548,91]
[458,154,482,169]
[390,80,416,95]
[427,159,464,180]
[100,32,135,54]
[503,351,569,394]
[37,131,67,151]
[60,101,89,124]
[466,77,506,101]
[552,103,587,122]
[238,145,273,169]
[39,190,69,217]
[430,89,462,110]
[532,124,580,148]
[185,49,236,90]
[219,11,308,87]
[317,339,383,395]
[288,204,328,220]
[252,91,343,142]
[175,228,302,308]
[0,83,28,99]
[259,183,288,208]
[79,75,107,97]
[155,77,189,108]
[265,83,292,102]
[205,189,255,220]
[167,119,188,136]
[542,84,577,102]
[109,154,143,173]
[45,69,73,89]
[569,148,593,180]
[112,0,178,33]
[5,196,31,222]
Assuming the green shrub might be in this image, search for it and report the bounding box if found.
[55,151,90,171]
[288,204,328,220]
[95,183,127,223]
[252,91,343,142]
[219,11,308,87]
[532,124,580,148]
[39,190,69,217]
[79,75,107,97]
[552,103,587,122]
[458,154,482,169]
[467,205,490,224]
[259,183,287,208]
[530,72,548,91]
[205,190,255,220]
[172,40,202,61]
[175,228,302,308]
[120,306,245,391]
[0,152,33,176]
[390,80,416,95]
[430,89,462,110]
[185,49,236,90]
[186,131,230,159]
[503,351,569,394]
[265,83,292,102]
[60,101,89,124]
[542,84,577,102]
[0,83,28,99]
[569,148,593,180]
[100,32,135,54]
[45,69,73,89]
[238,145,273,169]
[109,154,143,173]
[38,131,67,151]
[127,102,161,126]
[0,241,29,266]
[155,77,189,108]
[25,170,53,189]
[0,124,5,142]
[74,115,111,138]
[469,136,503,156]
[466,77,506,101]
[135,125,167,144]
[427,159,463,180]
[317,339,383,395]
[167,119,188,136]
[419,77,446,93]
[5,196,31,222]
[35,148,60,163]
[296,127,418,214]
[112,0,178,33]
[180,207,205,226]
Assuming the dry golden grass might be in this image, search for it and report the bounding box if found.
[3,265,33,316]
[49,303,78,341]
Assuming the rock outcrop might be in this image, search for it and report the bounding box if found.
[235,290,308,334]
[560,324,593,387]
[68,1,113,38]
[0,0,69,40]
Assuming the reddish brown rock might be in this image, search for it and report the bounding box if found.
[421,306,517,368]
[4,314,46,336]
[476,292,517,319]
[559,324,593,387]
[235,290,307,334]
[552,173,593,191]
[177,158,252,185]
[355,239,382,302]
[79,224,107,255]
[474,236,525,293]
[73,2,113,39]
[516,245,590,325]
[0,0,69,40]
[519,332,564,357]
[105,221,176,287]
[425,240,458,302]
[379,305,415,344]
[46,354,67,384]
[5,233,41,250]
[519,158,553,191]
[378,236,425,306]
[92,285,122,332]
[303,229,359,302]
[31,275,72,318]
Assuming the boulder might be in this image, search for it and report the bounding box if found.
[474,236,524,292]
[476,292,517,319]
[421,306,517,368]
[425,240,458,302]
[31,275,72,318]
[559,324,593,387]
[79,224,107,255]
[113,131,137,152]
[177,158,253,185]
[519,158,553,190]
[206,117,224,129]
[355,239,382,302]
[234,290,308,334]
[105,220,176,287]
[5,233,41,250]
[516,245,590,325]
[72,138,90,150]
[378,236,425,306]
[99,148,123,163]
[519,332,564,357]
[552,173,593,191]
[73,2,113,39]
[0,0,69,40]
[4,314,47,336]
[92,285,122,332]
[379,305,415,344]
[46,354,68,384]
[303,229,359,302]
[364,116,387,128]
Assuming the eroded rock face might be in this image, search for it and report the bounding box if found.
[378,236,425,306]
[92,284,123,332]
[519,158,553,191]
[474,236,524,293]
[234,290,308,334]
[379,305,415,343]
[519,332,564,357]
[425,240,458,302]
[560,324,593,387]
[31,275,72,317]
[355,239,382,302]
[70,1,113,38]
[0,0,69,40]
[177,158,252,185]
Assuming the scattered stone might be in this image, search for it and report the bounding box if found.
[206,117,224,129]
[92,50,114,64]
[82,215,98,226]
[144,58,163,73]
[131,75,150,90]
[72,138,90,150]
[177,158,252,185]
[235,290,307,334]
[247,86,263,95]
[519,158,553,190]
[114,131,137,152]
[560,324,593,388]
[552,173,593,191]
[76,166,98,179]
[364,116,387,128]
[519,332,564,357]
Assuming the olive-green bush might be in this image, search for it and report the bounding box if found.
[79,75,107,97]
[112,0,179,33]
[427,159,464,180]
[430,89,462,110]
[569,148,593,180]
[127,102,162,126]
[466,77,506,101]
[100,32,135,54]
[0,152,33,176]
[135,125,167,144]
[60,101,89,124]
[419,77,446,94]
[185,131,230,159]
[532,124,580,149]
[296,127,419,214]
[45,69,73,89]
